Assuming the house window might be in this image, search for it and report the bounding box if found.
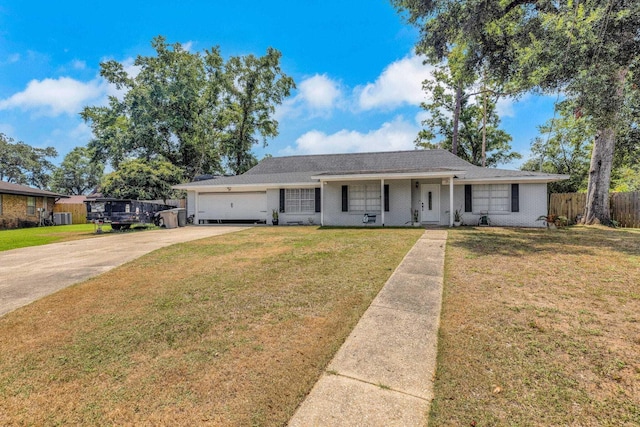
[349,184,381,212]
[285,188,315,213]
[27,196,36,216]
[472,184,510,213]
[0,194,3,215]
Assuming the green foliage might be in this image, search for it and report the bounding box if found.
[393,0,640,223]
[611,165,640,192]
[417,64,521,167]
[81,36,294,179]
[521,102,593,193]
[101,159,184,201]
[0,133,57,189]
[221,48,295,174]
[50,147,104,195]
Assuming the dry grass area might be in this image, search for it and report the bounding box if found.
[431,226,640,426]
[0,227,422,426]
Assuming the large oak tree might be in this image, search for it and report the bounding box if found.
[81,36,294,179]
[393,0,640,224]
[0,133,57,189]
[50,147,104,195]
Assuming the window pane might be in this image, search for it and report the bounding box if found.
[472,184,510,213]
[27,196,36,215]
[490,185,510,212]
[366,185,381,211]
[286,189,300,212]
[285,188,315,213]
[349,185,366,212]
[473,185,490,212]
[348,184,382,212]
[300,188,314,212]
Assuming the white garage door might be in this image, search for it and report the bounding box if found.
[198,192,267,221]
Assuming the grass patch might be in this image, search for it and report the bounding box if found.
[0,227,422,426]
[430,226,640,426]
[0,223,156,251]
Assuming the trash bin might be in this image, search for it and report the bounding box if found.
[175,208,187,227]
[157,210,178,229]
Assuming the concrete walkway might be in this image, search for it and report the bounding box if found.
[0,226,247,317]
[289,230,447,426]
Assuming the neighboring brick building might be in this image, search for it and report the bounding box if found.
[0,182,68,229]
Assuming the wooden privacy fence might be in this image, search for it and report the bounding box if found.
[52,203,87,224]
[611,192,640,228]
[549,192,640,228]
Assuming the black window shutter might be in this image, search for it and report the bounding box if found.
[464,185,472,212]
[384,184,389,212]
[511,184,520,212]
[315,188,321,213]
[341,185,348,212]
[279,189,285,213]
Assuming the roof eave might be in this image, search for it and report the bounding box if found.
[173,182,318,191]
[311,170,468,181]
[455,174,570,184]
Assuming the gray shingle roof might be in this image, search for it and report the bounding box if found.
[176,149,567,188]
[0,181,69,198]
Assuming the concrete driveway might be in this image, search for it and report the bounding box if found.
[0,226,247,317]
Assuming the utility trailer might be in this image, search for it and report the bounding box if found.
[85,198,173,230]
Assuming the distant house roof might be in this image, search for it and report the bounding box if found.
[175,149,568,189]
[0,181,69,198]
[55,195,87,204]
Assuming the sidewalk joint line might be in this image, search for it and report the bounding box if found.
[326,371,431,402]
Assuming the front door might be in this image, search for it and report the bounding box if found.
[420,184,440,222]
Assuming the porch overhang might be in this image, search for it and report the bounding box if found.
[311,168,467,182]
[312,168,466,227]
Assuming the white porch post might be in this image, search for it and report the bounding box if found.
[380,178,385,226]
[320,182,324,226]
[449,177,454,227]
[194,190,199,225]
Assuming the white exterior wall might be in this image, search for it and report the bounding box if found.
[453,182,548,227]
[323,180,412,226]
[188,181,548,227]
[187,191,196,217]
[266,188,321,225]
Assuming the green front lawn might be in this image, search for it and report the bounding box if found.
[0,223,137,251]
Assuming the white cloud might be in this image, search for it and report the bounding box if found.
[356,54,434,110]
[281,116,419,155]
[496,97,516,118]
[69,122,92,141]
[71,59,86,70]
[0,77,104,116]
[298,74,341,110]
[275,73,343,120]
[182,41,194,52]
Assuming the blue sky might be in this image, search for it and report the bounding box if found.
[0,0,555,169]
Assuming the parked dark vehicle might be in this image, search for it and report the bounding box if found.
[85,199,173,230]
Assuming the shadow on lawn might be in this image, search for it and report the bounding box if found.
[448,226,640,258]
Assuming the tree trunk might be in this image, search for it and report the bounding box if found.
[582,68,626,226]
[482,86,487,167]
[452,84,462,156]
[582,128,615,225]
